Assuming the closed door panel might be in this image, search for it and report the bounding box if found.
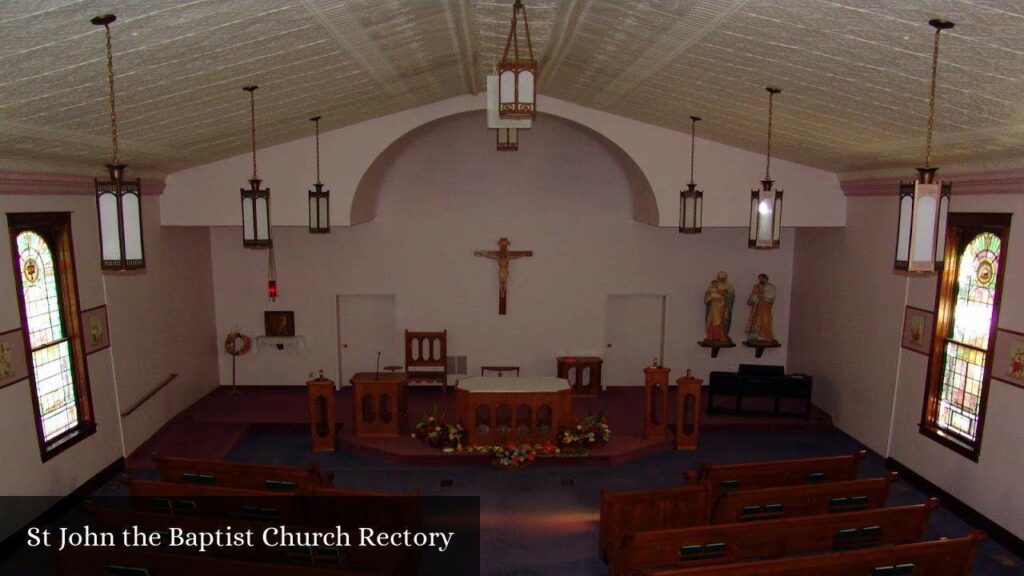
[337,295,397,386]
[605,295,665,386]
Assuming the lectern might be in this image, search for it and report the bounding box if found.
[643,365,670,439]
[676,369,702,450]
[306,370,336,452]
[350,372,408,438]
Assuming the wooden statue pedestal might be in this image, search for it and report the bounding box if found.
[557,356,603,396]
[675,370,702,450]
[350,372,408,438]
[306,372,336,452]
[643,366,670,439]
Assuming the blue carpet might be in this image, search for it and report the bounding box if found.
[220,425,1023,575]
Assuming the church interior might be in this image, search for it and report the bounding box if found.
[2,1,1024,575]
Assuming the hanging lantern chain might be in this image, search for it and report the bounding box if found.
[764,87,780,182]
[312,116,322,185]
[924,20,952,169]
[502,0,534,63]
[95,16,120,166]
[688,115,700,186]
[245,86,258,180]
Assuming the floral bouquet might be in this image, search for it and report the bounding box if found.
[558,414,611,451]
[413,412,464,450]
[491,443,536,470]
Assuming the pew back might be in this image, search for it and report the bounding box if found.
[687,450,867,512]
[599,485,707,562]
[646,532,985,576]
[123,476,308,524]
[708,472,898,524]
[612,499,937,576]
[151,453,334,491]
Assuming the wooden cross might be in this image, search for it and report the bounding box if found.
[474,237,533,315]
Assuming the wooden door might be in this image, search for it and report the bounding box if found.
[337,295,397,386]
[604,295,666,387]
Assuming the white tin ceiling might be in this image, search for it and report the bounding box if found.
[1,0,1022,180]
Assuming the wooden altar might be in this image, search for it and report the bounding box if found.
[349,372,408,438]
[556,356,603,396]
[456,377,572,446]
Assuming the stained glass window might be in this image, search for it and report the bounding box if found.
[925,224,1005,454]
[17,230,81,442]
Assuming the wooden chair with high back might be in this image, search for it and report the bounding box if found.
[404,330,448,392]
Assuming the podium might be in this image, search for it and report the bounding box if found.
[643,365,670,439]
[350,372,408,438]
[306,371,336,452]
[676,369,702,450]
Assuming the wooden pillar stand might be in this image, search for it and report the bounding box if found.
[676,369,702,450]
[643,365,671,439]
[306,371,337,452]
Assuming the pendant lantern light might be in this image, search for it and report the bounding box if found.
[749,87,784,250]
[895,20,954,273]
[267,245,278,301]
[496,127,519,151]
[91,14,145,271]
[498,0,536,119]
[240,85,271,249]
[308,116,330,233]
[679,115,703,234]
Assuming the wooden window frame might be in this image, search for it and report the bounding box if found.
[7,212,96,462]
[919,212,1012,461]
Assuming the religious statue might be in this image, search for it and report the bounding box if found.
[703,270,735,343]
[474,238,533,315]
[745,273,778,343]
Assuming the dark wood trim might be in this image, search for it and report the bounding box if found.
[885,457,1024,559]
[919,212,1011,461]
[0,457,124,560]
[992,327,1024,389]
[120,373,178,418]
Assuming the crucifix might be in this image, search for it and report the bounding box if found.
[474,237,533,315]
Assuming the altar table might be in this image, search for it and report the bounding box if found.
[456,377,572,446]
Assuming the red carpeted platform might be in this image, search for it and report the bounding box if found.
[131,385,831,468]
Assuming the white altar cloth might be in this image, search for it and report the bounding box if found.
[458,377,570,394]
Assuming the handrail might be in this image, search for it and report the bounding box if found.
[120,373,178,417]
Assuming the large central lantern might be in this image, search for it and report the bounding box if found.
[498,0,536,120]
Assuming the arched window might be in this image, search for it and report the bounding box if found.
[8,213,94,460]
[921,213,1011,460]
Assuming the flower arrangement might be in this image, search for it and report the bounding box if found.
[559,415,611,451]
[491,443,536,469]
[412,407,464,451]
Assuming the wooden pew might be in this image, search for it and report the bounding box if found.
[122,476,307,524]
[708,472,898,524]
[610,499,937,576]
[599,485,707,563]
[53,546,371,576]
[685,450,867,515]
[87,504,409,575]
[645,531,986,576]
[152,453,334,491]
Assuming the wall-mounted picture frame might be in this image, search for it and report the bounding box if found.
[0,328,29,390]
[264,311,295,337]
[81,305,111,354]
[992,328,1024,390]
[901,305,934,356]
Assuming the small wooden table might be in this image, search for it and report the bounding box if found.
[557,356,603,395]
[457,377,572,446]
[349,372,408,438]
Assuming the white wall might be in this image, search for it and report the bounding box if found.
[162,95,846,229]
[0,190,218,536]
[209,112,795,388]
[789,194,1024,539]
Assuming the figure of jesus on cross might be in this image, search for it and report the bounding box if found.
[474,237,533,315]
